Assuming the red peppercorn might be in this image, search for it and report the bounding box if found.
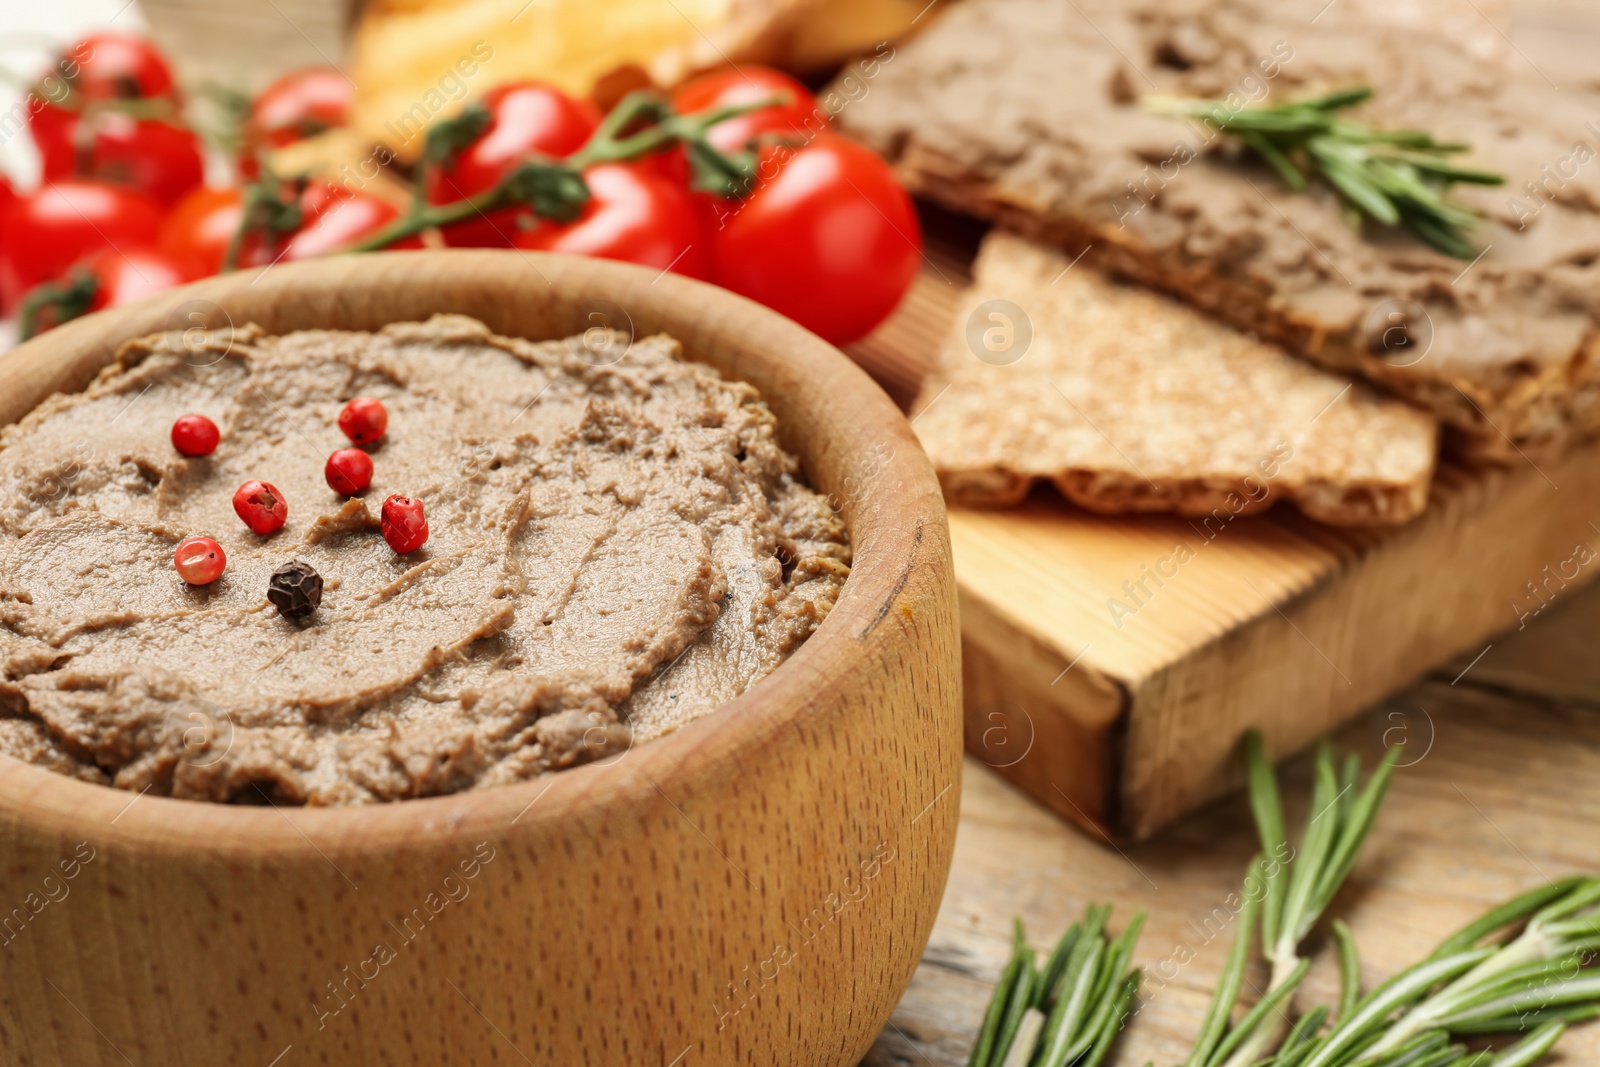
[171,414,219,457]
[324,448,374,495]
[381,494,428,554]
[233,480,288,535]
[338,397,388,445]
[173,536,226,585]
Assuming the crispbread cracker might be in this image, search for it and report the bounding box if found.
[914,233,1438,525]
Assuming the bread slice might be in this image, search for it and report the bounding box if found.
[914,232,1438,525]
[837,0,1600,462]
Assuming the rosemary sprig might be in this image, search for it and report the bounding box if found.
[1178,736,1401,1067]
[1290,877,1600,1067]
[1144,87,1504,260]
[963,734,1600,1067]
[966,906,1145,1067]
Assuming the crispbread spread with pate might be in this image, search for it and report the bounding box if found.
[839,0,1600,461]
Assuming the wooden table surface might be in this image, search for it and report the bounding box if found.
[861,595,1600,1065]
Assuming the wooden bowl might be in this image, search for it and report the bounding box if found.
[0,252,961,1067]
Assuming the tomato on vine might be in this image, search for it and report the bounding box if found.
[513,161,710,280]
[241,66,355,178]
[18,246,186,338]
[283,183,422,260]
[36,111,204,206]
[27,32,200,205]
[50,32,176,102]
[0,180,164,308]
[670,67,820,153]
[160,187,257,280]
[424,81,601,247]
[249,66,353,149]
[161,181,420,277]
[711,133,922,345]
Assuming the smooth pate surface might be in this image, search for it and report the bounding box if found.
[0,315,850,805]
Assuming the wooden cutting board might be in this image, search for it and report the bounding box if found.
[845,223,1600,841]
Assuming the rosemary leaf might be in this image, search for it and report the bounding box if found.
[1532,878,1600,924]
[1306,87,1375,111]
[1276,745,1341,957]
[1308,143,1400,224]
[1239,130,1307,191]
[1080,972,1143,1067]
[1432,971,1600,1028]
[1184,861,1264,1067]
[1390,153,1505,185]
[1038,923,1084,1010]
[1345,877,1600,1061]
[1407,1046,1471,1067]
[1444,1004,1600,1035]
[991,948,1039,1067]
[1393,209,1471,256]
[1245,733,1289,952]
[1283,1006,1332,1057]
[1333,920,1362,1022]
[1035,935,1105,1067]
[1000,1009,1048,1067]
[1311,746,1401,923]
[1355,1027,1449,1067]
[1487,1019,1566,1067]
[968,909,1145,1067]
[970,932,1030,1067]
[1065,913,1148,1066]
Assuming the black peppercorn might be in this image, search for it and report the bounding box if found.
[268,560,322,619]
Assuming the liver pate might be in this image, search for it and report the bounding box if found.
[837,0,1600,460]
[0,315,850,805]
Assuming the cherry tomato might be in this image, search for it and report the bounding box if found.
[37,110,204,206]
[711,133,921,345]
[0,181,164,307]
[27,102,75,177]
[17,246,185,337]
[249,66,353,149]
[54,32,176,102]
[241,66,354,179]
[159,183,420,277]
[513,162,710,279]
[282,183,421,260]
[25,35,196,205]
[159,186,267,280]
[671,67,820,153]
[79,245,186,312]
[661,68,825,257]
[425,81,601,247]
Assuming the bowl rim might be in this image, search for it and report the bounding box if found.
[0,249,946,854]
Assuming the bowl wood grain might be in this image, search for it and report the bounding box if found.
[0,251,961,1067]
